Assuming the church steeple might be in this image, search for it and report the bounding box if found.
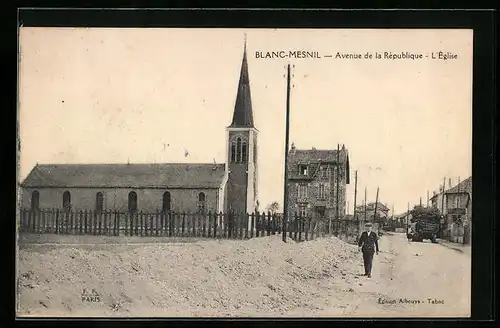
[229,35,254,128]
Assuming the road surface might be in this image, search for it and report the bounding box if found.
[327,232,471,317]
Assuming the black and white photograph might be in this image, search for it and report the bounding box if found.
[17,27,473,317]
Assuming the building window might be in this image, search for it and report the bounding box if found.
[128,191,138,213]
[321,166,328,178]
[95,192,104,212]
[299,205,307,218]
[315,206,326,218]
[31,190,40,211]
[230,141,236,163]
[299,165,308,175]
[162,191,171,212]
[198,192,206,213]
[62,191,71,211]
[241,141,248,163]
[319,184,325,199]
[236,138,242,163]
[298,184,308,200]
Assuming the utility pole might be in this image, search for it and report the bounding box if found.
[427,190,429,207]
[282,63,292,243]
[364,187,367,222]
[373,187,379,232]
[336,143,340,234]
[353,171,358,221]
[406,202,410,231]
[419,197,422,207]
[441,177,446,214]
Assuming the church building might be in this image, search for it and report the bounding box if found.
[20,41,259,215]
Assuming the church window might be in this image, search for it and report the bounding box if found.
[95,192,104,212]
[62,191,71,211]
[236,137,242,162]
[198,192,206,213]
[241,141,248,163]
[31,190,39,211]
[230,141,236,162]
[162,191,171,212]
[128,191,138,213]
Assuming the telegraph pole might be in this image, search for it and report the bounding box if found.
[364,187,367,222]
[282,63,292,243]
[353,171,358,221]
[335,143,340,234]
[406,202,410,231]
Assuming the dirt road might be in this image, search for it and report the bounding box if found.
[17,233,470,317]
[330,232,471,318]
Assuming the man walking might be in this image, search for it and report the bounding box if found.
[358,222,379,278]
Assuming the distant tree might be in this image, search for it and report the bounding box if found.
[266,201,280,213]
[410,205,441,221]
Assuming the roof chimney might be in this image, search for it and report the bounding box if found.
[290,142,296,155]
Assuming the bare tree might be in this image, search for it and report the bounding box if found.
[266,201,280,213]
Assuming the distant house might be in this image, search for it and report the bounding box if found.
[286,143,350,220]
[429,176,472,244]
[20,42,259,215]
[355,202,390,221]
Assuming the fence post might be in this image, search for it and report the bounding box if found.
[265,211,270,236]
[212,212,217,238]
[293,213,298,241]
[154,210,158,237]
[250,212,255,239]
[54,209,59,234]
[180,212,184,236]
[298,216,303,242]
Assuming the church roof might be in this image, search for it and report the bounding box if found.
[228,39,254,128]
[21,163,226,189]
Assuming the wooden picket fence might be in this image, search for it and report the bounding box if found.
[19,208,364,243]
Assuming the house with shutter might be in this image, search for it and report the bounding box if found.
[20,40,259,215]
[286,143,350,220]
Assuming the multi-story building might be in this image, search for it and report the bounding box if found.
[429,176,472,244]
[286,143,350,220]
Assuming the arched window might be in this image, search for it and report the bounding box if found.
[236,137,242,163]
[95,192,104,212]
[198,192,206,213]
[162,191,171,212]
[230,141,236,163]
[63,191,71,211]
[128,191,138,213]
[241,141,248,163]
[31,190,40,211]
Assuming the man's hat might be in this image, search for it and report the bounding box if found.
[364,222,373,227]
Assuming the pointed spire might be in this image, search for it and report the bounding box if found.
[229,35,254,128]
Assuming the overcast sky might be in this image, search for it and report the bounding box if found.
[18,28,472,214]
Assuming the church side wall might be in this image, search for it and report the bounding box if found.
[21,187,219,213]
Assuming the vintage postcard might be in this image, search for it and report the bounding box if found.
[17,27,472,317]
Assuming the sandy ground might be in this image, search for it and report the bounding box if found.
[17,232,470,317]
